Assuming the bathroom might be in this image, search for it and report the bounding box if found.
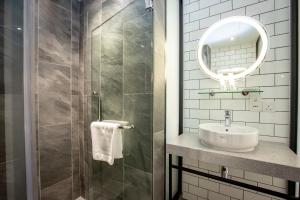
[1,0,299,200]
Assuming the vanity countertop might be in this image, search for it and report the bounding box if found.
[167,133,300,182]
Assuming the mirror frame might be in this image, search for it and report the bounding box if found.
[197,16,269,81]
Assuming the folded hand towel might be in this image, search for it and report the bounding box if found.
[90,121,123,165]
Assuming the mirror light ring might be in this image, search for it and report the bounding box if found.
[197,16,269,81]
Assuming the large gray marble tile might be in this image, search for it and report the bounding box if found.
[123,20,147,94]
[92,159,123,200]
[39,0,71,65]
[124,94,153,172]
[50,0,71,10]
[100,26,123,121]
[38,62,71,126]
[39,124,72,188]
[124,165,152,200]
[153,131,165,200]
[41,177,72,200]
[72,0,80,95]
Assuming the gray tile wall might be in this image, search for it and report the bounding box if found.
[36,0,82,199]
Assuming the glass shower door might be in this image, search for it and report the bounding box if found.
[0,0,27,199]
[88,0,153,199]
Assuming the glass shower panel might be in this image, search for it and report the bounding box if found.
[89,0,153,199]
[0,0,27,199]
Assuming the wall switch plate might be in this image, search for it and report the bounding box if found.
[249,95,262,112]
[262,101,276,112]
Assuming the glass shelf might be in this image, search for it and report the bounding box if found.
[198,88,263,96]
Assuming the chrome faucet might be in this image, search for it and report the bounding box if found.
[224,110,231,127]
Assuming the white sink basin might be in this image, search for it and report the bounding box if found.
[199,123,259,152]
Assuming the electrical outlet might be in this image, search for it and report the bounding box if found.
[263,101,276,112]
[249,96,262,112]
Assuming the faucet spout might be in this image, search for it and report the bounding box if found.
[224,110,231,127]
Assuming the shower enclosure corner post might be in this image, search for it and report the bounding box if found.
[24,0,39,199]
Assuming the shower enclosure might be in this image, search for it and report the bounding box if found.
[83,0,163,199]
[0,0,166,199]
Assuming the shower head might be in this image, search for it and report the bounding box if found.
[145,0,153,11]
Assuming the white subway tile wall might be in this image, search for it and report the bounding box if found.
[182,0,290,199]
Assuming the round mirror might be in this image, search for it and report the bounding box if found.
[198,16,269,81]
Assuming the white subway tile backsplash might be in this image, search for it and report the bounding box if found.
[233,111,259,122]
[185,61,199,70]
[208,191,230,200]
[190,8,209,22]
[199,79,219,89]
[184,118,200,128]
[260,8,289,24]
[184,1,200,14]
[190,109,209,119]
[184,70,190,80]
[200,100,220,109]
[184,90,190,99]
[260,112,289,124]
[274,124,289,137]
[189,29,206,41]
[260,86,290,99]
[184,80,200,89]
[265,24,275,36]
[198,161,220,172]
[183,192,198,200]
[184,109,190,118]
[246,74,274,87]
[199,0,221,9]
[183,182,189,192]
[182,1,291,199]
[190,90,210,99]
[210,110,227,121]
[210,1,232,15]
[184,158,199,167]
[275,0,290,9]
[275,99,290,111]
[221,7,245,18]
[198,178,219,192]
[184,41,199,52]
[258,183,287,193]
[246,123,274,136]
[275,21,290,35]
[232,0,259,9]
[246,0,274,16]
[199,15,220,29]
[184,14,190,24]
[184,100,199,108]
[189,69,207,80]
[275,73,290,86]
[273,177,288,189]
[183,173,199,186]
[269,33,290,49]
[244,191,271,200]
[260,60,290,74]
[259,135,289,144]
[221,99,245,110]
[244,171,272,185]
[188,184,208,198]
[228,167,244,178]
[219,184,243,199]
[184,21,200,33]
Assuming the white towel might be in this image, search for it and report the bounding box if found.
[90,121,123,165]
